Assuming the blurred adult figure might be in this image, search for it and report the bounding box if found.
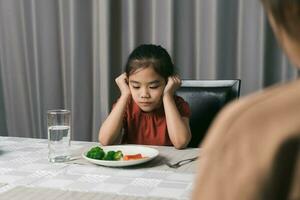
[192,0,300,199]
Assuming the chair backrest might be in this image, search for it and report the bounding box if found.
[176,79,241,147]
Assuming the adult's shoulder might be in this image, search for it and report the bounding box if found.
[192,80,300,200]
[226,80,300,132]
[203,79,300,148]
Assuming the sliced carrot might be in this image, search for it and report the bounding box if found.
[124,153,143,160]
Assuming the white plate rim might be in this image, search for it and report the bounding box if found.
[82,145,159,167]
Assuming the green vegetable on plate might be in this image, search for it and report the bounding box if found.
[86,147,123,161]
[86,146,105,160]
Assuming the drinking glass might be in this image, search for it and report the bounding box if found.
[47,109,71,162]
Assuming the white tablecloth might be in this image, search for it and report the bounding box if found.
[0,136,200,200]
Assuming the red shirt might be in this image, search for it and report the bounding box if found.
[119,95,191,146]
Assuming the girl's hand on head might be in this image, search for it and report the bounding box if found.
[115,73,131,98]
[163,75,181,97]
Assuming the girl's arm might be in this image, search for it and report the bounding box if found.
[163,76,191,149]
[98,73,131,145]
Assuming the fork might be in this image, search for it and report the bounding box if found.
[166,156,198,168]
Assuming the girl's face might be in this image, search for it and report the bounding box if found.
[128,66,166,112]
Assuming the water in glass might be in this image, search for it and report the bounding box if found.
[48,125,71,162]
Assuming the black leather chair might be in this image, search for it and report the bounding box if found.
[176,80,241,147]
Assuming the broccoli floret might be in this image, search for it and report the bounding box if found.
[103,151,115,160]
[86,146,105,160]
[86,147,124,161]
[113,150,123,160]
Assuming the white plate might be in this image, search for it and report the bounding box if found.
[82,145,159,167]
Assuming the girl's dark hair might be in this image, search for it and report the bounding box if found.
[125,44,175,80]
[261,0,300,41]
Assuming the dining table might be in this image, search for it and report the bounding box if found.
[0,136,200,200]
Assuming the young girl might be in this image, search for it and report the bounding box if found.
[99,44,191,149]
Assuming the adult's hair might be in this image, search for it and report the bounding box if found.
[261,0,300,41]
[125,44,175,80]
